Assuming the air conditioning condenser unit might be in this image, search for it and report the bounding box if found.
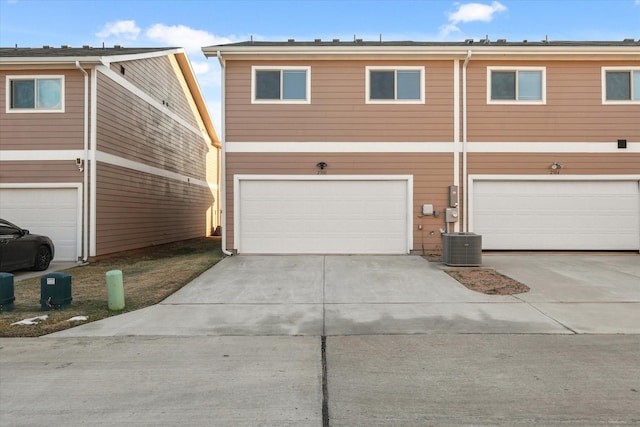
[442,233,482,266]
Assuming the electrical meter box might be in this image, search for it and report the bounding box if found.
[40,272,72,310]
[445,207,459,222]
[449,185,459,207]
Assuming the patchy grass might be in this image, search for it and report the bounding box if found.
[0,237,224,337]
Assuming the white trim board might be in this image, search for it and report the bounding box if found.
[0,183,83,261]
[233,174,414,254]
[467,174,640,234]
[225,141,639,153]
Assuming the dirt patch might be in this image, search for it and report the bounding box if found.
[446,269,530,295]
[0,237,224,337]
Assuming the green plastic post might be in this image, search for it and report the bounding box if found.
[105,270,125,311]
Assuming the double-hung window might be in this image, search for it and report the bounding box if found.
[487,67,546,104]
[602,67,640,103]
[252,66,310,104]
[6,75,64,112]
[366,66,425,104]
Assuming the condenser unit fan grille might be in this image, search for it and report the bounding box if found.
[442,233,482,266]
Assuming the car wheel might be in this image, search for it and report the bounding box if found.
[32,246,52,271]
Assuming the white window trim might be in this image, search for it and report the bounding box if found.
[601,66,640,105]
[486,66,546,105]
[5,75,65,113]
[365,66,425,104]
[251,66,311,104]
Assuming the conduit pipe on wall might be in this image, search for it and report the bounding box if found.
[76,61,90,263]
[462,50,472,233]
[217,50,233,256]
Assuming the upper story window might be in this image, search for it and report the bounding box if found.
[602,67,640,104]
[487,67,546,104]
[6,75,64,113]
[252,66,311,104]
[366,66,425,104]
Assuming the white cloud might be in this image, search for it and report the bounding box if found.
[146,24,234,55]
[440,1,507,37]
[96,20,141,40]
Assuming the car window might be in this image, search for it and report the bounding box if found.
[0,224,20,237]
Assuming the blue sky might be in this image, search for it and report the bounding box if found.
[2,0,639,130]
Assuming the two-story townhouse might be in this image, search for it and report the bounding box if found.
[204,39,639,255]
[0,46,220,263]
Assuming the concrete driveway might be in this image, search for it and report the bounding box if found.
[50,253,640,337]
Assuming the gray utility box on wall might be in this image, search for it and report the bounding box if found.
[442,233,482,266]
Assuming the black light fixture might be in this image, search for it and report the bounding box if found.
[316,162,327,170]
[618,139,627,149]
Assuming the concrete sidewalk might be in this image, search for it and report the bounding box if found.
[48,254,640,337]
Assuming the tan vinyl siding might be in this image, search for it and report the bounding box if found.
[467,60,640,142]
[225,152,453,251]
[0,160,82,183]
[0,70,85,150]
[110,56,199,129]
[95,72,209,181]
[468,153,640,175]
[225,60,454,142]
[95,162,215,256]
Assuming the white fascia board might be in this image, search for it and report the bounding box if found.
[207,45,640,60]
[98,48,185,66]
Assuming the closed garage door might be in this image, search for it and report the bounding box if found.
[237,177,411,254]
[0,188,79,261]
[473,180,640,250]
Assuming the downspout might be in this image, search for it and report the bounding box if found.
[217,50,233,256]
[462,50,472,233]
[75,61,89,263]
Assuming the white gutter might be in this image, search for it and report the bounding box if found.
[462,50,472,233]
[75,61,89,263]
[217,50,233,256]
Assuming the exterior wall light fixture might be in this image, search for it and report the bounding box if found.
[549,162,563,174]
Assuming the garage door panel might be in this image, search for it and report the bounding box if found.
[238,179,409,254]
[474,180,640,250]
[0,188,78,261]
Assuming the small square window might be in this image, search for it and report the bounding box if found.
[603,69,640,103]
[488,68,544,104]
[366,67,424,104]
[7,76,64,112]
[252,67,310,103]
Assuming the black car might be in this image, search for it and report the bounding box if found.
[0,219,55,272]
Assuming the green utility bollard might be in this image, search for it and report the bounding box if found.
[106,270,125,311]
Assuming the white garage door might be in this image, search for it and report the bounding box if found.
[0,188,79,261]
[473,180,640,250]
[237,177,411,254]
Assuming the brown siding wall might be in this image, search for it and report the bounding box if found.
[225,152,454,251]
[225,60,455,142]
[0,160,82,183]
[468,152,640,175]
[467,60,640,142]
[95,71,210,181]
[0,69,86,150]
[110,55,199,129]
[95,162,214,256]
